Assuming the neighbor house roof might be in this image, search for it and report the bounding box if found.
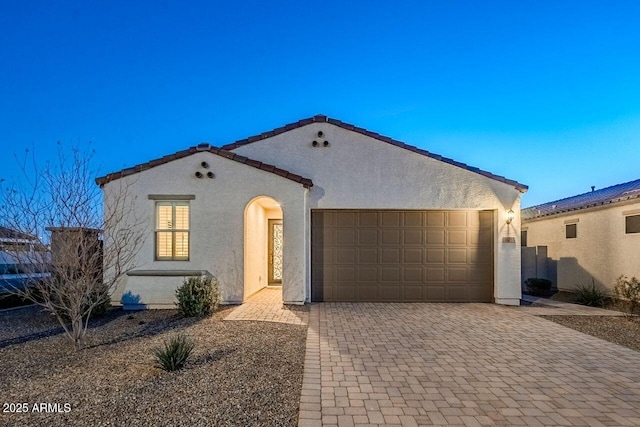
[221,114,528,192]
[0,226,38,241]
[95,144,313,188]
[522,178,640,221]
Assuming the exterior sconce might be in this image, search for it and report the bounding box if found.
[506,209,515,224]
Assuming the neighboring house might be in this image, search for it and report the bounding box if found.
[0,226,49,292]
[521,179,640,292]
[96,115,527,309]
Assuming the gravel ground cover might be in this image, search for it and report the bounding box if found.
[541,315,640,352]
[0,305,308,427]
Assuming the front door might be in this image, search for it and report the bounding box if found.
[268,219,283,285]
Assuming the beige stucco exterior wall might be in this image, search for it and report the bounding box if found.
[102,151,307,307]
[231,123,524,305]
[523,200,640,292]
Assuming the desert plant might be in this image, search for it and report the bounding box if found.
[176,275,220,317]
[0,145,145,351]
[524,278,552,296]
[613,275,640,317]
[574,280,607,307]
[153,333,195,371]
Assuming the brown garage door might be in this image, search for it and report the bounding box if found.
[311,210,494,302]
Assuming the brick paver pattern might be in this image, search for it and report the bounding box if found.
[299,303,640,427]
[224,287,308,325]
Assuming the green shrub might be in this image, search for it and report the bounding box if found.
[175,276,220,317]
[525,278,552,296]
[613,275,640,317]
[153,333,195,371]
[574,281,607,307]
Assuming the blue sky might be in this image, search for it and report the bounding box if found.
[1,0,639,207]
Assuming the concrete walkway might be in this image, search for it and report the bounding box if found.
[518,294,625,316]
[223,287,309,325]
[299,303,640,427]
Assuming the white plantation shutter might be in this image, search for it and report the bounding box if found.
[155,202,190,260]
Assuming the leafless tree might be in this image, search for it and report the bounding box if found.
[0,144,144,351]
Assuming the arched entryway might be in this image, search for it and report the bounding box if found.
[243,196,284,301]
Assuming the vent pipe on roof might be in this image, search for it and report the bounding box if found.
[591,186,595,192]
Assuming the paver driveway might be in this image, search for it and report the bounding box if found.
[299,303,640,427]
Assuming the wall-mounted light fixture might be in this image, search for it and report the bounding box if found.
[506,209,515,224]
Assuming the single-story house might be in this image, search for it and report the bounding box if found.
[521,179,640,292]
[96,115,527,309]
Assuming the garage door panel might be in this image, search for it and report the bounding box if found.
[381,266,400,282]
[426,248,445,263]
[337,248,356,264]
[426,230,445,245]
[358,266,378,281]
[336,212,357,227]
[358,248,378,263]
[403,229,423,245]
[447,248,467,264]
[337,229,356,245]
[381,248,400,263]
[448,267,468,282]
[447,230,468,245]
[381,229,400,245]
[403,285,423,301]
[403,211,423,227]
[358,286,379,300]
[311,210,493,302]
[447,211,468,227]
[426,212,445,226]
[426,267,445,282]
[337,286,356,300]
[380,286,401,301]
[358,229,378,245]
[358,211,378,226]
[403,267,423,282]
[336,266,355,282]
[382,212,401,226]
[403,248,423,263]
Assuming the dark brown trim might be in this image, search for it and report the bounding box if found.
[95,145,313,189]
[221,115,528,193]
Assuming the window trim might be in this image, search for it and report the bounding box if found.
[155,201,190,261]
[565,223,577,239]
[625,214,640,235]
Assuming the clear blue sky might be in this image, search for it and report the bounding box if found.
[1,0,639,207]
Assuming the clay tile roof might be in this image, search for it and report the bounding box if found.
[221,115,528,192]
[522,178,640,220]
[95,145,313,189]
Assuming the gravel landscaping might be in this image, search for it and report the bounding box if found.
[541,315,640,352]
[0,305,308,427]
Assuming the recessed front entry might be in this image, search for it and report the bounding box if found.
[311,209,494,302]
[268,219,283,285]
[244,196,284,301]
